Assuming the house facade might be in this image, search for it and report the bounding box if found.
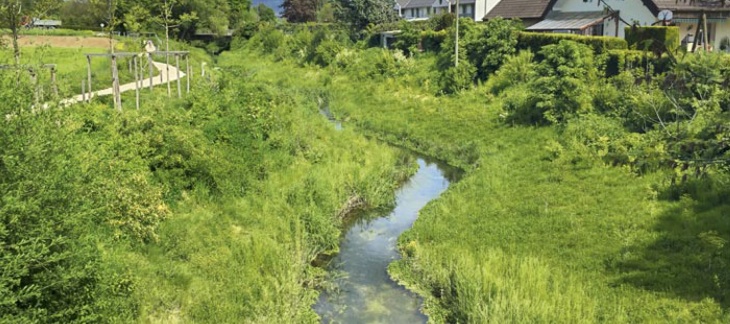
[485,0,656,38]
[485,0,730,51]
[654,1,730,51]
[397,0,501,21]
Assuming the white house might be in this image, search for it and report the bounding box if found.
[485,0,656,38]
[397,0,501,21]
[485,0,730,50]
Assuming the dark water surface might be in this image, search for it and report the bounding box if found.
[315,157,457,323]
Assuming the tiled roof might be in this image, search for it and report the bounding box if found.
[484,0,555,19]
[526,11,607,30]
[403,0,437,9]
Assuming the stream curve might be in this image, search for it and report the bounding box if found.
[315,153,458,323]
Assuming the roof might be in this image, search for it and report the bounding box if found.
[526,11,607,30]
[403,0,436,9]
[484,0,556,20]
[483,0,730,22]
[654,0,730,12]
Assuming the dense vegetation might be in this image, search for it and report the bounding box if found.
[0,33,413,321]
[3,4,730,321]
[229,18,730,322]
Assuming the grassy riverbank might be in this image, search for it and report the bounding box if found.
[225,45,730,322]
[1,43,411,321]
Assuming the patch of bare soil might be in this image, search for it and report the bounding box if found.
[2,36,115,48]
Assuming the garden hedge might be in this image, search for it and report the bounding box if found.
[625,26,680,54]
[517,32,628,56]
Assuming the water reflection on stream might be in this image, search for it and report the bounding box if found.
[315,156,457,323]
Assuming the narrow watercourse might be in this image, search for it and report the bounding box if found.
[315,108,461,323]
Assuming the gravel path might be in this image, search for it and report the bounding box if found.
[60,60,185,106]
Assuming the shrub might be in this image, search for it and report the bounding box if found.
[517,32,627,57]
[533,40,597,123]
[421,30,448,52]
[603,49,672,77]
[625,26,680,55]
[463,17,522,80]
[439,61,477,94]
[486,50,537,95]
[313,39,344,66]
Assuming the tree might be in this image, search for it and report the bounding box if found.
[256,3,276,22]
[282,0,317,23]
[334,0,398,31]
[28,0,63,18]
[0,0,24,66]
[123,4,153,33]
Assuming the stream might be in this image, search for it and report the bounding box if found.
[315,109,460,323]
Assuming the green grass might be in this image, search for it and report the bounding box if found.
[228,48,730,322]
[0,36,212,104]
[1,28,97,37]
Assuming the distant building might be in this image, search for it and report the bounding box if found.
[485,0,730,49]
[396,0,502,21]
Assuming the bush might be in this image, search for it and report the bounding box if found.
[625,26,680,55]
[517,32,627,57]
[486,50,537,95]
[439,61,477,94]
[463,17,522,80]
[603,49,674,76]
[533,40,597,123]
[421,30,448,52]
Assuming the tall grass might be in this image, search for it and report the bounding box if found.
[229,46,730,322]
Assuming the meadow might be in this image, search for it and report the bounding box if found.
[229,25,730,322]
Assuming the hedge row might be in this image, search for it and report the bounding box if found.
[517,32,628,56]
[625,26,680,54]
[420,30,448,52]
[604,49,673,77]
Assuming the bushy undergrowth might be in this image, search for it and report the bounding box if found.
[1,41,409,322]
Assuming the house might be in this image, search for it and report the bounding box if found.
[396,0,501,21]
[485,0,656,38]
[654,1,730,51]
[485,0,730,50]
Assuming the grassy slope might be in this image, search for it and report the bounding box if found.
[1,42,409,321]
[0,37,211,100]
[109,54,410,322]
[236,51,730,322]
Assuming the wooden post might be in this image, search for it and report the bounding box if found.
[30,69,38,108]
[186,54,190,93]
[128,59,133,74]
[702,11,710,53]
[614,12,619,37]
[176,54,182,98]
[692,13,703,53]
[87,55,92,102]
[148,53,154,92]
[50,67,58,98]
[112,54,122,111]
[134,56,140,110]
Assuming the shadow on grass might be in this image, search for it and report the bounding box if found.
[613,177,730,307]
